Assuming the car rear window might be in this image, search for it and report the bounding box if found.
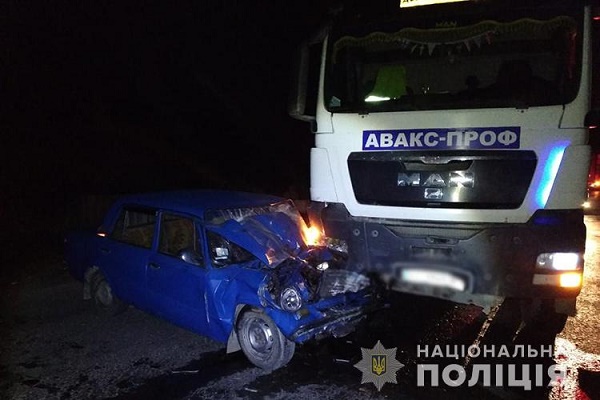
[111,208,156,249]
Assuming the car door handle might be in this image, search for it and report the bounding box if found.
[100,248,110,254]
[149,262,160,270]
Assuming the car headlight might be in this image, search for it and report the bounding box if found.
[280,287,302,312]
[316,261,329,271]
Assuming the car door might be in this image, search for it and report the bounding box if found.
[146,212,209,335]
[99,206,157,308]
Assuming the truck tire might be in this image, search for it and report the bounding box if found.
[516,299,568,343]
[90,271,127,316]
[236,310,295,371]
[485,298,567,345]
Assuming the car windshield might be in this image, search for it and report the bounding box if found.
[324,2,583,112]
[205,201,309,268]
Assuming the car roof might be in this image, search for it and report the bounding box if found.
[112,189,286,218]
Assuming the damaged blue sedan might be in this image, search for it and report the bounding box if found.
[64,190,373,370]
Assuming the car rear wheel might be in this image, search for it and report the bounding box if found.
[90,271,127,316]
[236,310,295,371]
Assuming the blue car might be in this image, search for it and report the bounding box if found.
[64,190,373,370]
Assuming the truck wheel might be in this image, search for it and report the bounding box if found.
[236,310,295,371]
[486,298,567,345]
[516,299,568,343]
[90,271,127,316]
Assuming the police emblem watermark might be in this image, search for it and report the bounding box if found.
[354,340,405,391]
[417,344,567,390]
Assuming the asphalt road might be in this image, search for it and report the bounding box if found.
[1,217,600,400]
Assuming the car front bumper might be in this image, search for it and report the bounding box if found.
[267,290,378,344]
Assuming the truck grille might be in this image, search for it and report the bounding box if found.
[348,150,536,209]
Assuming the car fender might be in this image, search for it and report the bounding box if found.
[206,268,265,342]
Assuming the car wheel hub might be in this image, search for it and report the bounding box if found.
[96,282,112,305]
[247,318,273,355]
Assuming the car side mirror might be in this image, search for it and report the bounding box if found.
[179,248,204,266]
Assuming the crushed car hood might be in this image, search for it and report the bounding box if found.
[205,201,308,268]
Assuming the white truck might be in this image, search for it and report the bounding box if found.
[289,0,600,336]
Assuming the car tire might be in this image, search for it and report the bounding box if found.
[90,271,127,316]
[236,310,295,371]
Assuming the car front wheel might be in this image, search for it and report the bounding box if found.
[236,310,295,371]
[90,271,127,316]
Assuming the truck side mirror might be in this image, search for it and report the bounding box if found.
[288,42,315,122]
[288,40,322,129]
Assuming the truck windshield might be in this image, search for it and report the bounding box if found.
[324,2,584,112]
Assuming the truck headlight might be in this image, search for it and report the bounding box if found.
[280,287,302,312]
[533,252,583,289]
[536,252,582,271]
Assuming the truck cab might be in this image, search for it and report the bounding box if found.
[289,0,600,335]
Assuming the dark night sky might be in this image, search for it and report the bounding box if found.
[3,1,335,231]
[3,2,599,238]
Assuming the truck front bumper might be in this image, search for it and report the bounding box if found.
[318,204,585,313]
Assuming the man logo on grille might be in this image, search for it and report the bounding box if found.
[355,340,404,391]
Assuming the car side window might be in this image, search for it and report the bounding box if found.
[206,231,254,267]
[111,208,156,249]
[159,213,197,257]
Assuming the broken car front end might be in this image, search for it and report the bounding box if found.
[206,201,376,348]
[258,250,373,343]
